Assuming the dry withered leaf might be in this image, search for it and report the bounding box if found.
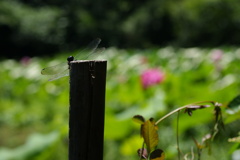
[142,120,159,153]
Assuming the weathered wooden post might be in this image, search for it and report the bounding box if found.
[69,60,107,160]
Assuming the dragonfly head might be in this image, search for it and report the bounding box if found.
[67,56,74,62]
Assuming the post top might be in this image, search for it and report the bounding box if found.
[70,60,107,63]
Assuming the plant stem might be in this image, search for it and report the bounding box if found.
[177,111,181,160]
[155,101,215,125]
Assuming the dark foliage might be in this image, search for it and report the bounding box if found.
[1,0,240,58]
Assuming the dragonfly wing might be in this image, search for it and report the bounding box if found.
[86,47,105,60]
[41,62,68,75]
[74,38,102,60]
[48,69,69,81]
[41,38,103,81]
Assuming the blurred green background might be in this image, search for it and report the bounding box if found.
[0,0,240,160]
[1,48,240,159]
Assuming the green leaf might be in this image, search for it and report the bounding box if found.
[0,131,59,160]
[228,132,240,143]
[225,95,240,123]
[228,95,240,108]
[225,110,240,124]
[227,95,240,113]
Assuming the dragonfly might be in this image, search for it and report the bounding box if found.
[41,38,103,81]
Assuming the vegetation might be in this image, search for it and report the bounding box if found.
[1,0,240,57]
[0,47,239,159]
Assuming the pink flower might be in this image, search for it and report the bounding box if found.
[141,68,164,89]
[211,49,223,62]
[20,56,31,65]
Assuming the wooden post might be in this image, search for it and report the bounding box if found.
[69,60,107,160]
